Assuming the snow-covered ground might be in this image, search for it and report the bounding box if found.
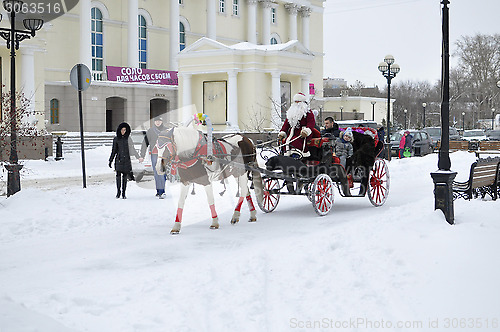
[1,148,500,332]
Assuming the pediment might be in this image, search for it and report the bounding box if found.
[180,37,230,54]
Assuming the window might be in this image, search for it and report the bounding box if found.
[91,7,103,72]
[179,0,183,4]
[232,0,238,15]
[138,15,147,69]
[270,37,277,45]
[219,0,225,13]
[180,22,185,51]
[50,99,59,124]
[271,8,276,23]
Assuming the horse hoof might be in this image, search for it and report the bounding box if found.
[248,217,257,222]
[210,225,219,229]
[230,218,239,224]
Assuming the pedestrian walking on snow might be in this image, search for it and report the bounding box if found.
[109,122,140,199]
[140,116,168,198]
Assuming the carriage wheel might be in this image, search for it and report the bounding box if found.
[312,174,334,216]
[257,178,280,213]
[368,158,390,207]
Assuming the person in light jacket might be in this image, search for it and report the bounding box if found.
[140,116,168,198]
[333,127,354,168]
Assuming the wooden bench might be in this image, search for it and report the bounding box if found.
[452,158,500,201]
[436,140,470,151]
[474,140,500,157]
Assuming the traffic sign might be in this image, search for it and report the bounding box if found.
[70,64,91,91]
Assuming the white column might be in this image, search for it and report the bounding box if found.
[300,7,311,49]
[227,71,240,130]
[128,0,139,68]
[170,0,180,70]
[271,71,282,129]
[79,0,92,70]
[301,75,310,97]
[261,1,272,45]
[247,0,257,43]
[182,73,192,123]
[20,47,36,124]
[207,0,216,40]
[285,3,298,41]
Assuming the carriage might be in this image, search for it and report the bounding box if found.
[252,127,390,216]
[155,115,389,234]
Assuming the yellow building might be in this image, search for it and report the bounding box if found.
[0,0,325,133]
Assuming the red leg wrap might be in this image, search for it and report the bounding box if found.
[175,208,183,223]
[209,204,217,219]
[235,197,244,212]
[246,195,256,211]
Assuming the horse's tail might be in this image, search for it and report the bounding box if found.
[251,164,264,205]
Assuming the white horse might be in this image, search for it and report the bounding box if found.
[155,127,264,234]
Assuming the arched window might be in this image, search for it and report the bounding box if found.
[91,7,103,72]
[270,37,278,45]
[50,99,59,124]
[138,15,147,68]
[180,22,185,51]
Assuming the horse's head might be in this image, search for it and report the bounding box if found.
[155,129,176,175]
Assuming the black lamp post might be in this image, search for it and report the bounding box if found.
[462,112,465,132]
[431,0,456,225]
[492,108,495,130]
[371,101,376,121]
[422,102,427,128]
[340,106,343,121]
[404,109,407,130]
[378,54,400,161]
[0,0,43,197]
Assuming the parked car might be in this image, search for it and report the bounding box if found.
[389,129,434,157]
[462,129,487,141]
[422,127,461,150]
[335,120,378,130]
[485,130,500,141]
[130,130,154,182]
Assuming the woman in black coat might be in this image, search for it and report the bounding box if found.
[109,122,140,199]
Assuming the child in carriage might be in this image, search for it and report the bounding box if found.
[333,127,354,168]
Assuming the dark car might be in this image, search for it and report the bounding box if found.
[485,130,500,141]
[389,130,434,157]
[422,127,461,150]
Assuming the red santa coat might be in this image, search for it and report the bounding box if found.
[280,110,319,153]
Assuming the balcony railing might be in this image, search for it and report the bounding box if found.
[92,71,106,81]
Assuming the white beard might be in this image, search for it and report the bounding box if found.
[286,102,308,128]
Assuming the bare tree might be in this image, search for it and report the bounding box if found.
[454,33,500,123]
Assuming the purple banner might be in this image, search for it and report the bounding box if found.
[106,66,178,85]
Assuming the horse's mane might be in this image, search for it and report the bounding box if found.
[173,127,202,158]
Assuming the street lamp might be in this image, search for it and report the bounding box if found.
[462,112,465,132]
[340,105,343,120]
[378,54,400,161]
[422,102,427,128]
[0,0,44,197]
[404,109,407,130]
[431,0,456,225]
[371,101,376,121]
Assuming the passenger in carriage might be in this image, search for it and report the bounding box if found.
[278,92,320,158]
[333,127,354,168]
[321,116,340,138]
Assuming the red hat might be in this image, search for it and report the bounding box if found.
[293,92,307,102]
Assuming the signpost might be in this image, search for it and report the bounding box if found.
[70,64,91,188]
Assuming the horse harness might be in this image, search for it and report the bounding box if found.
[157,131,236,175]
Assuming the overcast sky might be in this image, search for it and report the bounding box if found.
[323,0,500,88]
